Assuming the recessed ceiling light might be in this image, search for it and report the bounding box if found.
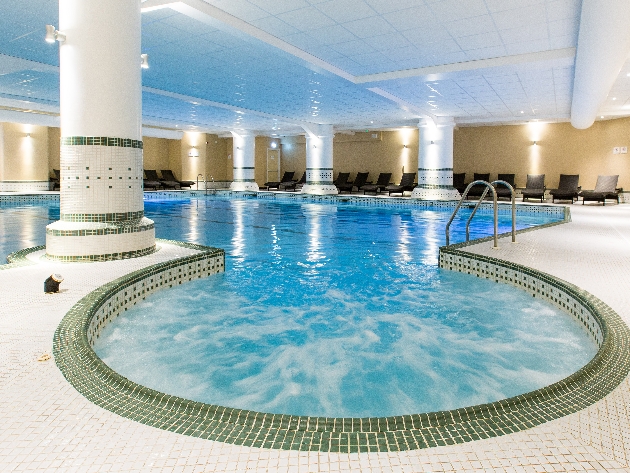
[601,115,604,119]
[627,73,630,77]
[612,97,617,100]
[520,111,524,114]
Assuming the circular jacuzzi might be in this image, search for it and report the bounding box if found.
[50,197,630,452]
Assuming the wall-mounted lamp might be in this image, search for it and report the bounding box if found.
[403,144,408,149]
[313,145,317,149]
[270,141,277,149]
[532,141,538,146]
[430,140,435,145]
[26,133,31,138]
[140,53,149,69]
[236,146,240,150]
[188,147,199,158]
[45,24,65,43]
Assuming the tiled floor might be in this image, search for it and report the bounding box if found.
[1,204,630,472]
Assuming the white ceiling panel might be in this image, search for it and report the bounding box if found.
[2,0,629,133]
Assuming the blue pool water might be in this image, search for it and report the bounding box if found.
[0,197,595,417]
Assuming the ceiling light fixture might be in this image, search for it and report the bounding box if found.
[612,97,617,100]
[45,24,65,43]
[141,54,149,69]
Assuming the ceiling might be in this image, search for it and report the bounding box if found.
[1,0,630,135]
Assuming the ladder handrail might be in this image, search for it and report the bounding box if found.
[491,180,516,243]
[445,180,498,247]
[465,186,489,242]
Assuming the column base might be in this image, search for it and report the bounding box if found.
[45,218,156,261]
[230,181,259,192]
[301,184,339,195]
[411,186,461,200]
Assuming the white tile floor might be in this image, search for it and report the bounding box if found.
[1,205,630,472]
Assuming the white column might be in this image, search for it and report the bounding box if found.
[301,124,338,195]
[46,0,155,261]
[229,131,259,192]
[411,117,461,200]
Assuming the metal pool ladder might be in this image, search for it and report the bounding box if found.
[445,180,516,248]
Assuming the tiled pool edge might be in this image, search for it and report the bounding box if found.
[46,236,630,454]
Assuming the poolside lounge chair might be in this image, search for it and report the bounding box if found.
[466,173,490,198]
[494,173,516,200]
[50,169,60,191]
[452,173,466,194]
[279,172,306,191]
[521,174,545,202]
[145,169,178,189]
[386,172,416,196]
[265,171,294,190]
[338,172,369,193]
[161,170,195,189]
[579,175,619,205]
[333,172,350,188]
[549,174,580,203]
[361,172,392,194]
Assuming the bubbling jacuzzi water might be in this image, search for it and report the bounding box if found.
[88,197,594,417]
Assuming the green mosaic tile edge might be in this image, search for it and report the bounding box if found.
[50,232,630,452]
[3,245,45,269]
[61,136,143,149]
[61,211,145,223]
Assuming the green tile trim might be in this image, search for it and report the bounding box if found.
[46,245,157,262]
[61,211,145,223]
[2,245,44,268]
[61,136,143,149]
[46,219,154,237]
[414,184,455,189]
[51,231,630,452]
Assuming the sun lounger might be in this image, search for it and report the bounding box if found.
[265,171,294,190]
[161,170,195,189]
[361,172,392,194]
[521,174,545,202]
[549,174,580,203]
[386,172,416,196]
[338,172,369,193]
[579,175,619,205]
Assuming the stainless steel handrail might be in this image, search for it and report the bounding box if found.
[445,180,498,248]
[491,180,516,243]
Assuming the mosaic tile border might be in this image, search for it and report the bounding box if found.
[45,220,155,237]
[61,136,143,149]
[45,244,157,262]
[145,190,568,218]
[50,231,629,453]
[60,211,145,223]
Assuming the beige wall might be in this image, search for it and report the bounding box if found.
[3,120,629,191]
[454,118,630,190]
[281,130,419,185]
[143,137,172,173]
[0,122,50,181]
[180,132,207,182]
[48,127,60,173]
[205,134,229,182]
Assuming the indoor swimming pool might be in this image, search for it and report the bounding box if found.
[1,195,594,418]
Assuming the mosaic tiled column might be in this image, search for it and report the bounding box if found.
[301,124,338,195]
[45,0,155,261]
[411,117,461,200]
[229,131,259,192]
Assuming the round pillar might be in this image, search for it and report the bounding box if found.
[301,124,338,195]
[411,117,461,200]
[230,132,259,192]
[46,0,155,261]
